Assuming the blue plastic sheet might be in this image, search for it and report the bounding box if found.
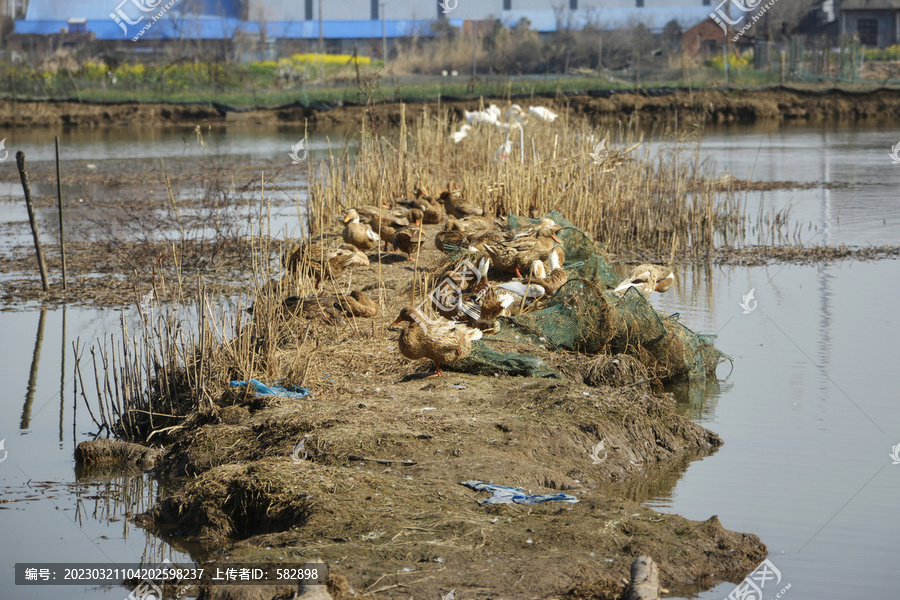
[230,379,310,399]
[460,480,579,505]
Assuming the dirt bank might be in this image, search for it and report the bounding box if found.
[135,371,764,600]
[74,216,765,600]
[4,87,900,129]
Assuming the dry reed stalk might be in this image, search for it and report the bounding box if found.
[84,103,787,442]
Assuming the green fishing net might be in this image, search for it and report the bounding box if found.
[448,213,726,384]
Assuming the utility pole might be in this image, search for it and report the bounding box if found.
[318,0,323,53]
[472,22,477,76]
[381,3,387,64]
[723,39,728,87]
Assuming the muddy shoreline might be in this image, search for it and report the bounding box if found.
[59,215,765,600]
[4,87,900,129]
[127,373,765,600]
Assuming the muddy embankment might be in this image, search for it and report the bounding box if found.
[4,87,900,129]
[116,375,764,600]
[70,219,765,600]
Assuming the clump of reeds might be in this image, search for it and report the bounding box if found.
[306,104,772,257]
[74,192,318,442]
[82,105,781,440]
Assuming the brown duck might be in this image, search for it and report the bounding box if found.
[281,295,345,325]
[484,232,559,278]
[440,188,483,219]
[435,219,476,252]
[390,306,483,377]
[527,246,567,294]
[508,218,562,239]
[467,285,503,333]
[414,187,445,224]
[342,209,379,252]
[284,243,369,288]
[334,290,379,318]
[392,209,425,260]
[366,211,409,252]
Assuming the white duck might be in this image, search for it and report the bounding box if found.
[451,124,472,143]
[464,109,499,126]
[527,247,567,294]
[496,280,546,314]
[487,104,502,120]
[495,139,513,161]
[505,104,527,122]
[495,120,522,133]
[528,106,558,122]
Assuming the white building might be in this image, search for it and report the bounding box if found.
[248,0,713,32]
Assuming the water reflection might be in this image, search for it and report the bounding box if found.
[605,446,719,505]
[669,378,730,423]
[21,309,46,430]
[59,307,66,444]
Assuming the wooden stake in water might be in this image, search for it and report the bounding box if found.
[55,137,67,290]
[16,151,50,292]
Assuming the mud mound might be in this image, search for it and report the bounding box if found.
[142,459,315,539]
[74,439,162,467]
[584,354,649,387]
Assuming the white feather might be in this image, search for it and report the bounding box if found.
[497,281,546,298]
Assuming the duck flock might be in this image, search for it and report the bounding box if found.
[278,181,675,379]
[452,103,560,159]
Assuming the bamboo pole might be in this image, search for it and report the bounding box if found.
[16,151,50,291]
[55,137,68,290]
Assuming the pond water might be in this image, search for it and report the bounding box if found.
[1,119,898,599]
[654,121,900,599]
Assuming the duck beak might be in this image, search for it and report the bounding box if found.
[389,317,403,330]
[551,234,562,244]
[344,215,352,223]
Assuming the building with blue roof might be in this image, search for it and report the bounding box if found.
[8,0,715,60]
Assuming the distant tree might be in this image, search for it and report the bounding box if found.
[513,18,532,33]
[631,22,654,63]
[431,18,458,41]
[661,19,682,55]
[751,0,818,40]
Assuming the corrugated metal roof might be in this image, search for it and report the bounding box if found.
[14,17,455,40]
[14,5,712,40]
[15,17,248,40]
[26,0,241,21]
